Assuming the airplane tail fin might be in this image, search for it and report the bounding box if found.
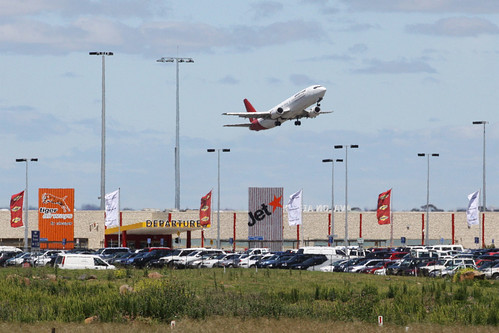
[243,99,257,123]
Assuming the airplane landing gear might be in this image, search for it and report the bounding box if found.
[294,120,301,126]
[275,120,282,126]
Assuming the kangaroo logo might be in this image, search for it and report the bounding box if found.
[42,193,71,213]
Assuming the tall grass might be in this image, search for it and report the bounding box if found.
[0,267,497,327]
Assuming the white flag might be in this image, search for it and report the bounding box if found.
[287,189,302,226]
[466,190,480,226]
[105,189,120,228]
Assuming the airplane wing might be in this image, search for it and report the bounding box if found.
[295,109,334,119]
[222,112,272,119]
[223,123,252,127]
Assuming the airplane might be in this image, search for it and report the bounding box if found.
[222,85,332,131]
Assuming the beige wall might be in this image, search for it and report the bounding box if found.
[0,210,496,250]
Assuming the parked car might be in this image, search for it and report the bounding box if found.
[215,254,241,268]
[359,260,395,274]
[236,255,262,268]
[175,249,225,269]
[429,263,475,278]
[419,258,476,276]
[0,251,21,267]
[199,253,228,268]
[157,248,205,268]
[30,250,65,267]
[6,252,32,266]
[55,254,116,270]
[133,248,174,268]
[345,259,389,273]
[479,261,499,279]
[290,255,328,270]
[319,259,348,272]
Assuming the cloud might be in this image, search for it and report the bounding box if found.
[353,58,437,74]
[219,75,239,85]
[0,0,168,18]
[0,106,71,140]
[249,1,284,19]
[348,43,368,54]
[406,17,499,37]
[0,14,325,55]
[343,0,499,14]
[289,74,315,86]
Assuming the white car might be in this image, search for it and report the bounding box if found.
[175,249,226,268]
[199,253,228,268]
[6,252,32,266]
[237,255,262,268]
[31,250,65,266]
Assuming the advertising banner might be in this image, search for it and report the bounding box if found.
[10,191,24,228]
[377,189,392,225]
[248,187,283,251]
[199,190,212,227]
[38,188,75,249]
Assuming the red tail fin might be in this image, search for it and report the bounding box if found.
[243,99,256,123]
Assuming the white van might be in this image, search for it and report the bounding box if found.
[55,254,116,270]
[297,246,348,261]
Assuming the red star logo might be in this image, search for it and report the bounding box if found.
[268,195,283,212]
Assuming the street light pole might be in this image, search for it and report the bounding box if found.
[418,153,439,246]
[89,51,113,210]
[157,57,194,210]
[473,121,488,248]
[16,158,38,252]
[334,145,358,248]
[322,158,343,246]
[207,148,230,249]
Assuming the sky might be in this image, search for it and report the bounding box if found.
[1,0,498,212]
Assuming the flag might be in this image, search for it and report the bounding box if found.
[287,189,302,226]
[466,190,480,226]
[377,189,391,225]
[10,191,24,228]
[199,190,212,227]
[105,189,120,228]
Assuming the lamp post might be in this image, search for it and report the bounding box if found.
[418,153,439,246]
[157,57,194,210]
[16,158,38,252]
[89,51,113,210]
[334,145,358,247]
[322,158,343,246]
[473,120,488,248]
[207,148,230,249]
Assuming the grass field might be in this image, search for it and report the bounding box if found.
[0,266,497,331]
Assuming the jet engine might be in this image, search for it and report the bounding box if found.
[270,107,284,119]
[306,107,321,118]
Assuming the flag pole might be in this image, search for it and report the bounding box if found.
[390,189,393,248]
[118,188,121,247]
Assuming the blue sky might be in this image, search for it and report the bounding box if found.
[1,0,498,212]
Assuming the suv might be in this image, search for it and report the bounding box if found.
[420,258,476,276]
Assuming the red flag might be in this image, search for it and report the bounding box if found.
[10,191,24,228]
[199,190,212,227]
[377,189,391,225]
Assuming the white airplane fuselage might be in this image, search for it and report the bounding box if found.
[253,85,326,130]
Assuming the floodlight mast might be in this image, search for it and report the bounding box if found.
[157,57,194,210]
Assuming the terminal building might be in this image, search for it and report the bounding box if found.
[0,209,497,251]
